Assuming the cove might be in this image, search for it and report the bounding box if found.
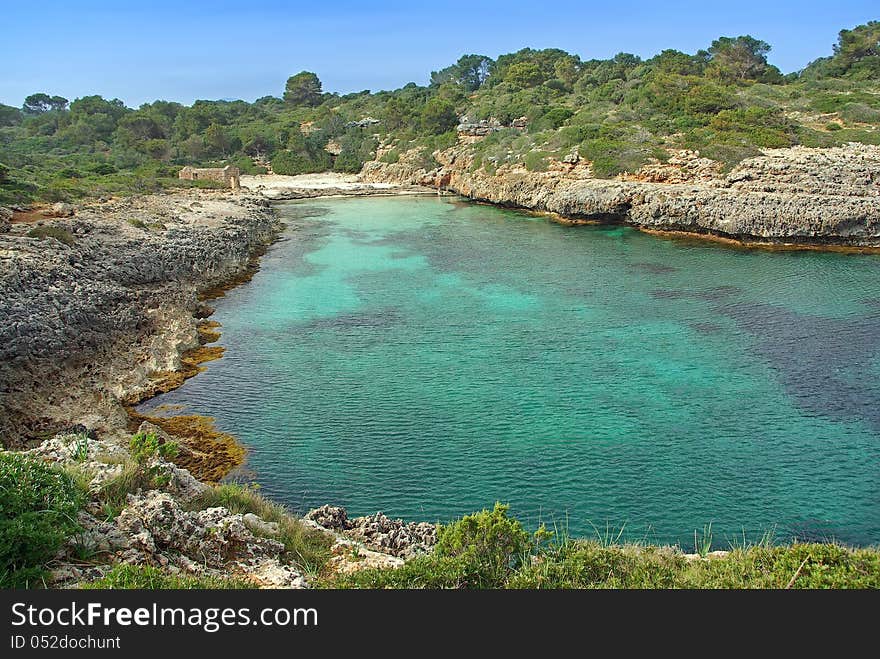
[139,196,880,547]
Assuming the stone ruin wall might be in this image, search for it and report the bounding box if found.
[179,166,241,190]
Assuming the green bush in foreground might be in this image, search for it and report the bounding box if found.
[82,564,251,589]
[434,502,531,587]
[0,453,85,588]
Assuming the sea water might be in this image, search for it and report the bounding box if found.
[139,196,880,546]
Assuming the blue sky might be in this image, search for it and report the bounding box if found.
[1,0,876,108]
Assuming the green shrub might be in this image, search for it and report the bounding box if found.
[580,137,653,178]
[123,432,179,491]
[129,431,178,464]
[232,156,265,175]
[0,452,85,587]
[538,107,574,130]
[332,149,363,173]
[379,149,400,164]
[82,564,251,589]
[689,142,761,172]
[839,102,880,124]
[420,98,458,135]
[684,82,736,115]
[810,91,880,113]
[708,107,796,148]
[329,554,474,589]
[524,150,550,172]
[508,543,686,589]
[434,503,530,587]
[271,149,331,175]
[326,535,880,590]
[27,226,76,246]
[90,162,117,175]
[825,122,842,131]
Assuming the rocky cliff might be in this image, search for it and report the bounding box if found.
[361,143,880,246]
[0,190,280,445]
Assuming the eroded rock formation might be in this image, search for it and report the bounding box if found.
[361,142,880,245]
[0,191,280,444]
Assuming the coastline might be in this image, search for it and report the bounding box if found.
[122,176,443,482]
[1,180,443,588]
[361,142,880,250]
[3,175,879,589]
[5,171,878,483]
[121,237,278,483]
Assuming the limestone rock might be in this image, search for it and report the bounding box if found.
[457,117,503,137]
[243,513,280,536]
[726,143,880,196]
[26,432,129,492]
[328,539,405,575]
[305,504,349,529]
[622,150,724,184]
[306,505,437,558]
[0,190,280,444]
[47,202,75,217]
[0,206,11,232]
[112,491,306,587]
[363,142,880,245]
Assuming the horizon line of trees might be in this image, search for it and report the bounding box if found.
[0,21,877,201]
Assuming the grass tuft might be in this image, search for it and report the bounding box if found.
[185,483,332,576]
[82,564,252,589]
[27,226,76,246]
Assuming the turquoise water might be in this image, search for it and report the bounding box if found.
[140,196,880,546]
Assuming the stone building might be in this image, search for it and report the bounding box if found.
[178,165,241,190]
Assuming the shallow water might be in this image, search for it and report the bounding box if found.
[140,196,880,546]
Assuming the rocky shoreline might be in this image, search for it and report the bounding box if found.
[3,150,879,588]
[361,142,880,247]
[25,423,436,587]
[0,190,281,446]
[1,184,441,588]
[7,145,874,443]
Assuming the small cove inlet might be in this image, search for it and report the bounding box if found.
[138,195,880,547]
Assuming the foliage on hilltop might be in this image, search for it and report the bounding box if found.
[1,22,879,203]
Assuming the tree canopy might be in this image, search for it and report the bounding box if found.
[829,21,880,78]
[22,93,69,114]
[284,72,323,106]
[1,20,879,206]
[706,36,773,82]
[431,54,493,91]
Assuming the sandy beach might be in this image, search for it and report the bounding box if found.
[241,172,433,199]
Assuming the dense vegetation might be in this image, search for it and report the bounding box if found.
[2,445,877,589]
[323,504,880,589]
[1,22,878,205]
[0,453,85,587]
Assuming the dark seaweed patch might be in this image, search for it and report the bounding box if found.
[690,322,725,335]
[633,262,678,275]
[295,308,402,333]
[720,301,880,430]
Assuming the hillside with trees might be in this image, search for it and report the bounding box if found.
[1,21,878,205]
